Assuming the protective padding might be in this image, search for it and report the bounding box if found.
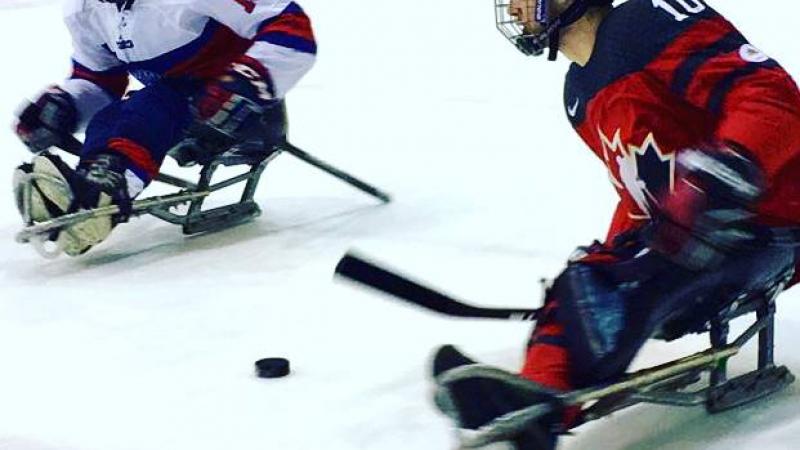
[555,246,795,387]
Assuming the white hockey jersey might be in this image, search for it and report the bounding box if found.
[60,0,316,122]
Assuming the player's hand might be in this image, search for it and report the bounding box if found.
[644,146,765,271]
[193,56,277,140]
[14,86,78,153]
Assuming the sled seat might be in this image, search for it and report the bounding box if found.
[147,100,290,235]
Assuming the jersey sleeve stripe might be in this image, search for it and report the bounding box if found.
[706,60,781,114]
[107,138,160,181]
[255,3,316,54]
[71,60,129,98]
[256,33,317,54]
[670,31,744,98]
[645,16,735,85]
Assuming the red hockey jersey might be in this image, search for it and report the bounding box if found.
[564,0,800,243]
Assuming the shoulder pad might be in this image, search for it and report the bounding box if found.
[594,0,716,66]
[572,0,720,95]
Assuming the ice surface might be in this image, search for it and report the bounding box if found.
[0,1,799,449]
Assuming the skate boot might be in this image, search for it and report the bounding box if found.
[13,152,133,257]
[432,345,562,450]
[13,153,75,224]
[14,153,80,257]
[64,153,134,256]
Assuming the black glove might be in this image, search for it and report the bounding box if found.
[75,153,133,221]
[193,56,277,141]
[644,146,766,271]
[15,86,78,153]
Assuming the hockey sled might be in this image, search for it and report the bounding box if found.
[432,274,795,448]
[334,253,797,448]
[15,102,390,257]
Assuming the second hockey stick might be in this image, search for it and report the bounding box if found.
[279,142,392,203]
[334,252,541,321]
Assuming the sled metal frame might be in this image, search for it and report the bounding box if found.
[580,285,794,424]
[146,147,278,235]
[335,252,796,447]
[16,137,391,247]
[436,282,795,449]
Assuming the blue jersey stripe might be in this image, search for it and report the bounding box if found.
[707,60,780,114]
[670,31,744,98]
[72,59,128,76]
[256,1,304,28]
[256,33,317,54]
[529,334,567,348]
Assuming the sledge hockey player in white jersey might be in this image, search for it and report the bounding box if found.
[12,0,316,256]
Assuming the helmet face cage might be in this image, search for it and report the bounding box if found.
[99,0,135,10]
[494,0,550,57]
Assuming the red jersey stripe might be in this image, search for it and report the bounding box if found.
[107,138,160,180]
[71,68,129,98]
[165,26,251,79]
[257,13,315,43]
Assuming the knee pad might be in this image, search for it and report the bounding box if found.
[552,262,637,386]
[553,245,795,387]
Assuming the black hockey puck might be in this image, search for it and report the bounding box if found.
[255,357,290,378]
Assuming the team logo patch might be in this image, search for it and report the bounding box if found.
[739,44,769,63]
[599,129,675,219]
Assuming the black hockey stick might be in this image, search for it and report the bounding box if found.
[279,142,392,203]
[334,252,541,321]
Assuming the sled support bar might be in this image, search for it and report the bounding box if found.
[15,190,210,243]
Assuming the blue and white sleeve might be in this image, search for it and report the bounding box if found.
[192,0,317,98]
[61,2,129,126]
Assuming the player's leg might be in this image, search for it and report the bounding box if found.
[431,244,637,450]
[81,80,193,192]
[435,146,787,447]
[67,81,193,254]
[17,81,194,255]
[435,239,795,449]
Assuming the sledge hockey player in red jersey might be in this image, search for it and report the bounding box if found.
[433,0,800,448]
[11,0,316,256]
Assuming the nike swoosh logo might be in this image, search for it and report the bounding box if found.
[568,98,580,117]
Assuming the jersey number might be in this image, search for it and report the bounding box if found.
[233,0,255,13]
[652,0,706,22]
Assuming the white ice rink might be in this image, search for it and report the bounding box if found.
[1,1,799,449]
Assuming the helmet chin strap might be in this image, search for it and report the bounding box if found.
[535,0,560,61]
[548,30,560,61]
[540,0,607,61]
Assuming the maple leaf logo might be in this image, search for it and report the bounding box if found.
[599,129,675,219]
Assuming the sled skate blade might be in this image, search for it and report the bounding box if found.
[181,201,262,235]
[706,365,795,413]
[582,370,704,422]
